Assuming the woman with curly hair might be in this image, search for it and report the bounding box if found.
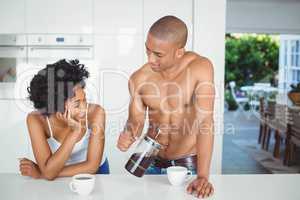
[19,59,109,180]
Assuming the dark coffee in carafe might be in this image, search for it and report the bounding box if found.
[125,153,156,177]
[125,136,161,177]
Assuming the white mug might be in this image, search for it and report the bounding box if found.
[167,166,192,186]
[69,174,95,195]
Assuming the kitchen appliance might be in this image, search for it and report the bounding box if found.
[0,34,27,99]
[15,34,99,110]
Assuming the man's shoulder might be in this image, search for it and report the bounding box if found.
[185,52,214,81]
[130,63,153,84]
[186,53,213,70]
[186,53,213,73]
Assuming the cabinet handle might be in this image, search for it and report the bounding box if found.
[0,46,25,50]
[29,46,91,51]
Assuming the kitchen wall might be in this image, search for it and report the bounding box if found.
[0,0,225,174]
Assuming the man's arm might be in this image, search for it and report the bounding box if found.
[187,57,215,198]
[194,62,215,178]
[117,72,147,151]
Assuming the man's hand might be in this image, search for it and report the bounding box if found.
[117,130,136,152]
[19,158,41,179]
[187,177,214,198]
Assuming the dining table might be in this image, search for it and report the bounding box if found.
[0,173,300,200]
[240,85,278,96]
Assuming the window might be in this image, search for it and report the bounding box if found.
[278,35,300,103]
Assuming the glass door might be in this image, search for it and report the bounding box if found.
[278,35,300,104]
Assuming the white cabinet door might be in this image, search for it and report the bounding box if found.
[26,0,93,34]
[143,0,193,51]
[0,0,25,33]
[94,0,143,35]
[0,100,31,173]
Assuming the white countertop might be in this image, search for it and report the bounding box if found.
[0,174,300,200]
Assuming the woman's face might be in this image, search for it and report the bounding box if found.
[66,84,87,121]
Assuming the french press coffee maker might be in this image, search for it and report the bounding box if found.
[125,129,162,177]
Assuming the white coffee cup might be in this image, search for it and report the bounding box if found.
[167,166,192,186]
[69,174,95,195]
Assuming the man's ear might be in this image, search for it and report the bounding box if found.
[176,48,185,58]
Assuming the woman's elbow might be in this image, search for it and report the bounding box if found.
[43,174,56,181]
[87,162,100,174]
[41,170,58,181]
[90,165,99,174]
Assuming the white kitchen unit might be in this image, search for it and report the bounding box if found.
[26,0,93,34]
[93,34,144,173]
[27,34,93,58]
[94,35,143,112]
[26,34,97,102]
[143,0,194,51]
[0,99,31,173]
[0,0,26,33]
[0,34,27,100]
[93,0,144,174]
[94,35,144,72]
[94,0,143,35]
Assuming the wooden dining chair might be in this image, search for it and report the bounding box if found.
[261,100,276,150]
[258,97,266,144]
[285,107,300,166]
[272,104,288,159]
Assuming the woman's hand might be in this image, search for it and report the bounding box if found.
[56,100,82,132]
[19,158,41,179]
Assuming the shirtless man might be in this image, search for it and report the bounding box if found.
[117,15,215,198]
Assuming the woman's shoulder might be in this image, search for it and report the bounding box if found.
[26,111,47,135]
[27,111,45,123]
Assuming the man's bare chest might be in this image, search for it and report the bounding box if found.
[140,77,196,112]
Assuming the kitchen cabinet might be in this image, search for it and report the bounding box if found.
[0,100,31,173]
[26,0,93,34]
[0,0,26,33]
[94,0,143,35]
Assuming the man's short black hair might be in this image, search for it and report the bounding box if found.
[27,59,89,115]
[149,15,188,48]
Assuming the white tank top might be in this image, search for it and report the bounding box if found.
[46,104,105,166]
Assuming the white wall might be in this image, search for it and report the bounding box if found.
[193,0,226,174]
[227,0,300,34]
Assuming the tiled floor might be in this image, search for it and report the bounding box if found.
[222,109,272,174]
